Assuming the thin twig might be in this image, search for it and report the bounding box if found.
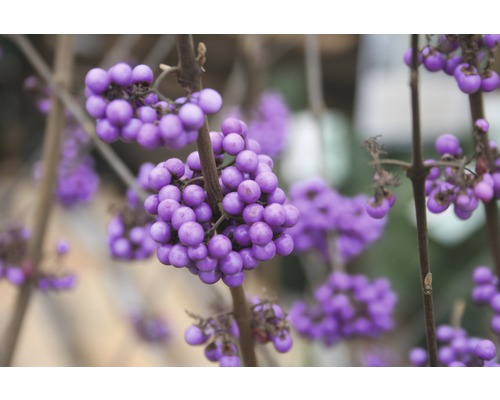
[175,34,258,367]
[0,35,74,367]
[406,34,438,367]
[305,34,328,178]
[468,91,500,284]
[5,34,148,202]
[305,34,325,118]
[152,64,180,91]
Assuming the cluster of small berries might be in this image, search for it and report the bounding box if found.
[289,271,397,346]
[425,132,499,219]
[84,63,222,150]
[131,313,170,344]
[107,163,157,260]
[184,298,292,367]
[0,225,75,290]
[287,177,386,262]
[470,266,500,336]
[409,324,499,367]
[144,117,298,287]
[404,34,500,94]
[25,76,99,208]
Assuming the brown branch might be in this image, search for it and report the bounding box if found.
[175,34,257,367]
[0,35,75,367]
[406,34,438,367]
[5,34,148,202]
[468,91,500,285]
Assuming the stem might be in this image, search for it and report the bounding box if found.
[406,34,438,367]
[305,34,327,178]
[0,35,74,367]
[468,91,500,283]
[152,64,179,91]
[175,34,257,367]
[373,159,412,170]
[5,34,148,202]
[229,286,258,366]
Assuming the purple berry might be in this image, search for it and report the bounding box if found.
[222,133,245,155]
[481,71,500,92]
[109,62,132,86]
[106,99,133,127]
[178,103,204,130]
[178,221,204,246]
[208,235,232,259]
[85,68,110,94]
[435,133,462,156]
[132,64,154,85]
[184,325,208,345]
[198,88,223,115]
[475,339,496,360]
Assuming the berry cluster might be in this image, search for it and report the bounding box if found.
[0,225,76,290]
[471,266,500,336]
[33,126,99,208]
[247,90,290,157]
[287,177,386,263]
[107,163,157,261]
[289,271,397,346]
[404,35,500,94]
[409,325,499,367]
[144,117,299,287]
[424,132,499,219]
[184,298,292,367]
[131,313,170,344]
[184,311,241,367]
[249,298,293,353]
[26,76,99,208]
[84,63,222,150]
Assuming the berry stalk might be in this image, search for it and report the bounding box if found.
[0,35,75,366]
[175,34,258,367]
[406,34,438,367]
[468,91,500,285]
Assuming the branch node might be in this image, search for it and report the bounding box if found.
[424,272,433,295]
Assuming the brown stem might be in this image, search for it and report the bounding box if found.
[406,34,438,367]
[175,34,258,367]
[305,34,328,178]
[5,34,148,202]
[0,35,75,367]
[229,286,257,367]
[467,91,500,284]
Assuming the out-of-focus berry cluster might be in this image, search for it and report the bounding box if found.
[424,132,499,219]
[404,34,500,94]
[184,299,292,367]
[0,225,76,291]
[289,271,397,346]
[409,325,499,367]
[131,313,170,344]
[107,163,157,260]
[25,76,99,208]
[247,90,290,157]
[226,90,290,158]
[144,117,299,287]
[84,63,222,149]
[471,266,500,336]
[287,177,386,263]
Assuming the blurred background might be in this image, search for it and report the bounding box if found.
[0,34,498,366]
